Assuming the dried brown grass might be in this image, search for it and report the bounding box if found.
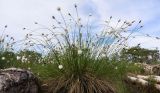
[43,73,115,93]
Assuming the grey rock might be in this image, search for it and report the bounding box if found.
[152,64,160,76]
[0,68,39,93]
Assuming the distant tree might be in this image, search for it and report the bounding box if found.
[120,46,159,63]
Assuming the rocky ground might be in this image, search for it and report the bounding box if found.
[0,68,40,93]
[1,63,160,93]
[125,63,160,93]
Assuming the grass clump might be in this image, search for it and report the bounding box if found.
[0,26,16,68]
[0,4,144,93]
[20,4,143,93]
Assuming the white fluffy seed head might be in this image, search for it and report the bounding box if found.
[115,66,118,70]
[78,50,82,55]
[1,57,5,60]
[28,67,31,70]
[101,54,106,58]
[58,65,63,69]
[16,56,21,60]
[148,55,152,60]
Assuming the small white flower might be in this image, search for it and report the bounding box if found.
[58,65,63,69]
[148,55,152,60]
[134,63,137,65]
[101,54,106,58]
[21,59,25,63]
[28,55,31,57]
[16,56,21,60]
[28,67,31,70]
[50,61,54,64]
[25,58,28,61]
[22,56,25,59]
[37,72,40,76]
[78,50,82,55]
[115,66,118,70]
[38,59,42,63]
[1,57,5,60]
[21,56,27,63]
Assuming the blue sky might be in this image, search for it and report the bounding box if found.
[0,0,160,50]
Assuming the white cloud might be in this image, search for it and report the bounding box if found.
[0,0,81,39]
[128,35,160,50]
[0,0,160,50]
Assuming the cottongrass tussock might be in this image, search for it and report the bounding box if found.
[19,4,144,93]
[0,4,145,93]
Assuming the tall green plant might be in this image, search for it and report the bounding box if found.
[0,26,16,68]
[21,4,143,93]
